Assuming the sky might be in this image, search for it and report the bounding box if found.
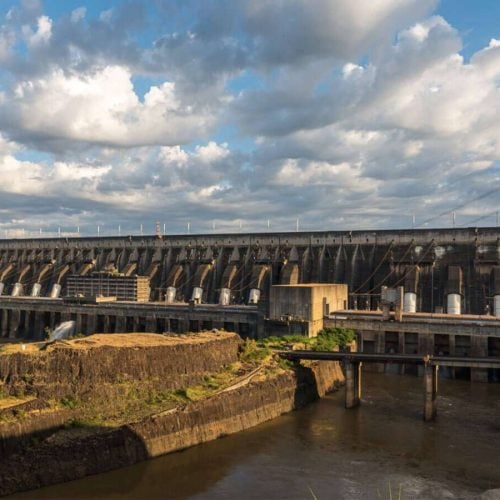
[0,0,500,237]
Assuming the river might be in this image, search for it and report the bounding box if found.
[11,373,500,499]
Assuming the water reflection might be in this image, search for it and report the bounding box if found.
[10,373,500,499]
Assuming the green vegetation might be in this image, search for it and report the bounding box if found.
[240,339,272,364]
[313,327,356,351]
[60,395,79,409]
[258,327,356,352]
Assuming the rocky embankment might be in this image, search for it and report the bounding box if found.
[0,333,344,497]
[0,332,240,400]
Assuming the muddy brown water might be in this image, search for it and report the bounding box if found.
[10,373,500,499]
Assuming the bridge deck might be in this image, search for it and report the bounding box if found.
[279,350,500,369]
[326,310,500,337]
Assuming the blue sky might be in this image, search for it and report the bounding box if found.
[0,0,499,237]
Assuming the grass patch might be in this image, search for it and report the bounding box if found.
[312,328,356,351]
[240,339,272,364]
[60,395,79,409]
[258,328,356,353]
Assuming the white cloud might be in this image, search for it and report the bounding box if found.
[23,15,52,47]
[70,7,86,23]
[0,1,499,232]
[0,27,14,61]
[2,65,215,148]
[195,141,229,163]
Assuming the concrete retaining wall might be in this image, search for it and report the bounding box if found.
[0,361,344,496]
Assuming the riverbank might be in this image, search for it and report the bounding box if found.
[0,333,344,497]
[13,373,500,500]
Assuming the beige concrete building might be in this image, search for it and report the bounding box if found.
[267,283,348,337]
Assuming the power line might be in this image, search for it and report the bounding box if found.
[352,242,394,294]
[417,185,500,228]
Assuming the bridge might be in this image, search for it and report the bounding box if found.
[326,310,500,382]
[279,350,500,421]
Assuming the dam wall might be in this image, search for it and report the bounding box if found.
[0,227,499,339]
[0,227,498,312]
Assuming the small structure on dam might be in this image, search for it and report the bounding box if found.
[267,283,348,336]
[66,273,151,302]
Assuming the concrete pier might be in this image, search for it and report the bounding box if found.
[424,363,439,421]
[344,360,362,408]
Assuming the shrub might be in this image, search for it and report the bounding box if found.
[240,339,271,363]
[313,328,356,352]
[60,395,79,409]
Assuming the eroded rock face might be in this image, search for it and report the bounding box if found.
[0,361,344,496]
[0,332,241,400]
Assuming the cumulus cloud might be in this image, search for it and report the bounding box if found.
[0,65,216,149]
[0,0,499,234]
[22,14,52,47]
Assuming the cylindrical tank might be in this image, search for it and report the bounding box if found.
[11,283,23,297]
[165,286,176,303]
[31,283,42,297]
[447,293,461,315]
[50,283,62,298]
[219,288,231,306]
[0,282,4,296]
[191,286,203,303]
[248,288,261,304]
[403,292,417,313]
[494,295,500,317]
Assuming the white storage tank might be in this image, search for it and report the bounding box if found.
[50,283,61,298]
[165,286,176,303]
[494,295,500,317]
[219,288,231,306]
[11,283,23,297]
[191,286,203,303]
[403,292,417,313]
[248,288,260,304]
[31,283,42,297]
[447,293,461,315]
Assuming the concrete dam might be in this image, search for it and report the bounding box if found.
[0,226,499,340]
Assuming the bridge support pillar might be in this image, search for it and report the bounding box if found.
[86,314,97,335]
[1,309,9,337]
[470,336,489,382]
[145,316,157,332]
[344,360,362,409]
[424,363,438,421]
[9,309,20,339]
[115,315,126,333]
[33,312,44,339]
